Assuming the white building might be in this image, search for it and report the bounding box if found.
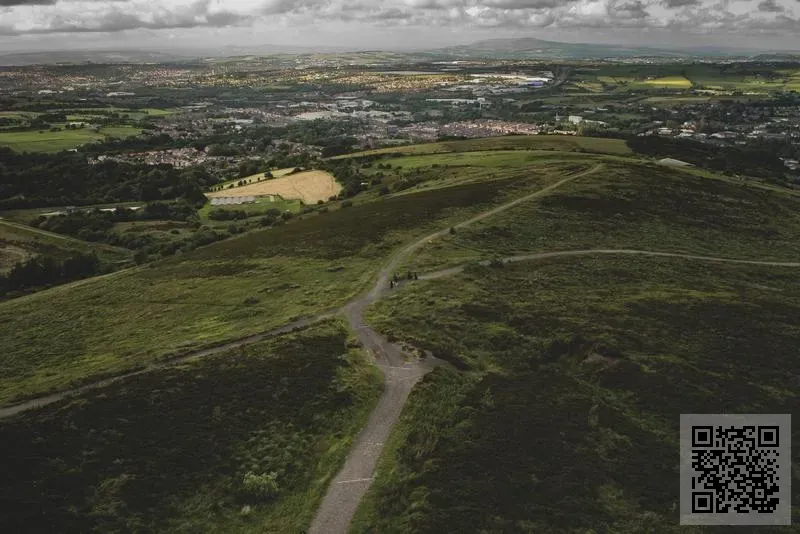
[568,115,584,125]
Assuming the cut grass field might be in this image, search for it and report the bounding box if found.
[402,160,800,273]
[353,256,800,533]
[0,219,131,272]
[208,170,341,204]
[0,319,382,534]
[197,196,304,224]
[331,135,632,159]
[0,125,142,153]
[0,162,573,406]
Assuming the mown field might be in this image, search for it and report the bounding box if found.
[0,161,575,406]
[0,319,382,534]
[353,257,800,533]
[402,160,800,272]
[0,220,131,272]
[208,170,341,204]
[332,135,632,159]
[0,125,142,153]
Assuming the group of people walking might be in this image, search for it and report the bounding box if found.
[389,271,419,289]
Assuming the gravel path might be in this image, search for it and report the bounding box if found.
[420,249,800,280]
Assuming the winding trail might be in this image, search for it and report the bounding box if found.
[306,163,602,534]
[5,159,799,532]
[419,249,800,280]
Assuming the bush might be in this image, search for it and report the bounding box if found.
[240,471,280,501]
[341,200,353,209]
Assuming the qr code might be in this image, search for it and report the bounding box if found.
[680,414,791,526]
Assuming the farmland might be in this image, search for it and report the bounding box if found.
[0,319,382,534]
[208,170,342,204]
[353,256,800,533]
[0,125,142,153]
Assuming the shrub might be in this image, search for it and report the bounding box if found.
[240,471,280,501]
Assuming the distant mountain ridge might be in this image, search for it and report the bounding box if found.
[429,37,799,59]
[2,37,799,66]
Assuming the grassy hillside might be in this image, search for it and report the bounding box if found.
[332,135,632,159]
[352,257,800,533]
[0,161,573,406]
[402,160,800,272]
[0,319,381,533]
[0,220,131,272]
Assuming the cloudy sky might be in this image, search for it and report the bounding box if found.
[1,0,799,53]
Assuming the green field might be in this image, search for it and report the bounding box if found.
[0,162,574,406]
[0,319,381,533]
[197,196,304,225]
[0,125,142,153]
[353,257,800,533]
[0,220,131,273]
[333,135,632,159]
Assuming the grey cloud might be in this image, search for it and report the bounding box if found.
[661,0,701,7]
[757,0,784,11]
[608,0,649,18]
[0,0,54,5]
[482,0,577,8]
[1,0,248,35]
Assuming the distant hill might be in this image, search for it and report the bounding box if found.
[428,37,797,60]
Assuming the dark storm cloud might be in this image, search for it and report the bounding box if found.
[661,0,701,7]
[758,0,785,11]
[0,0,53,5]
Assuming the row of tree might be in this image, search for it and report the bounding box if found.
[0,252,101,298]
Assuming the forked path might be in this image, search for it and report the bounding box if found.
[0,164,599,422]
[308,164,602,533]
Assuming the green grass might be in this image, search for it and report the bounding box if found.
[197,196,304,225]
[0,220,131,272]
[0,319,382,533]
[0,125,142,153]
[642,76,692,88]
[332,135,632,159]
[0,165,571,406]
[403,160,800,273]
[353,257,800,533]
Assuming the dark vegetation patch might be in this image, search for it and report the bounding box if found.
[0,320,380,534]
[193,174,531,261]
[354,257,800,533]
[409,162,800,271]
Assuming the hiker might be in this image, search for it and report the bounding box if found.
[389,280,394,289]
[414,272,418,280]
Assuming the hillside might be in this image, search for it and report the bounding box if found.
[2,136,799,532]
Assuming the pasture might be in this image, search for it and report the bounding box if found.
[208,170,342,204]
[0,125,142,153]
